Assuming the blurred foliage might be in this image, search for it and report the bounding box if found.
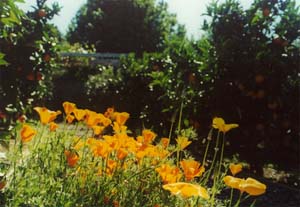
[0,0,24,66]
[0,0,61,129]
[67,0,184,54]
[202,0,300,167]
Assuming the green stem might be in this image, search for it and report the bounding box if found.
[203,130,220,185]
[177,101,184,133]
[234,192,243,207]
[229,188,233,207]
[202,129,213,166]
[217,133,226,181]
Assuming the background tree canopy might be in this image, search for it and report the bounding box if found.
[67,0,182,54]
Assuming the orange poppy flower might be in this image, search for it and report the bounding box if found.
[163,182,209,199]
[73,109,86,121]
[155,164,182,184]
[113,112,129,126]
[176,136,191,150]
[66,114,75,124]
[49,122,58,132]
[62,101,76,115]
[142,129,156,144]
[212,117,239,133]
[92,125,105,135]
[240,178,266,196]
[160,138,170,148]
[180,159,205,181]
[85,110,103,127]
[223,175,245,190]
[64,150,79,167]
[34,107,61,125]
[223,176,266,196]
[20,124,37,143]
[229,163,243,176]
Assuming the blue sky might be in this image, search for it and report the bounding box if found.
[19,0,253,38]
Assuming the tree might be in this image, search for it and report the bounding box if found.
[0,0,60,128]
[202,0,300,169]
[67,0,181,54]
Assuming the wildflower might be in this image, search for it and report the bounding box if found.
[223,175,244,190]
[229,163,243,176]
[142,129,156,144]
[223,176,266,196]
[240,178,266,196]
[212,117,239,133]
[85,110,103,127]
[64,150,79,167]
[49,122,58,132]
[160,138,169,148]
[163,182,209,199]
[180,159,205,181]
[106,159,117,175]
[66,114,75,124]
[104,107,114,118]
[176,136,191,150]
[101,117,112,127]
[92,125,105,135]
[117,148,128,160]
[34,107,61,125]
[156,164,182,184]
[73,108,86,121]
[113,122,127,134]
[63,101,76,115]
[20,124,36,143]
[114,112,129,126]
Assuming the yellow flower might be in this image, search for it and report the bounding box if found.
[64,150,79,167]
[34,107,61,125]
[180,159,205,181]
[212,117,239,133]
[176,136,191,150]
[92,125,105,135]
[163,182,209,199]
[73,108,86,121]
[85,110,102,127]
[160,138,170,148]
[66,114,75,124]
[229,163,243,176]
[113,112,129,126]
[62,101,76,115]
[223,176,266,196]
[106,159,117,175]
[113,122,127,134]
[117,148,128,160]
[20,124,36,143]
[155,164,182,184]
[142,129,156,144]
[223,175,244,190]
[49,122,58,132]
[240,178,266,196]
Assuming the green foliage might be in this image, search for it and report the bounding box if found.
[202,0,300,164]
[0,0,61,129]
[0,0,24,66]
[67,0,182,54]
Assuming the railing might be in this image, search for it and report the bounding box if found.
[59,52,127,66]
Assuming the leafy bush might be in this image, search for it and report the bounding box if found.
[202,0,300,167]
[0,0,61,129]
